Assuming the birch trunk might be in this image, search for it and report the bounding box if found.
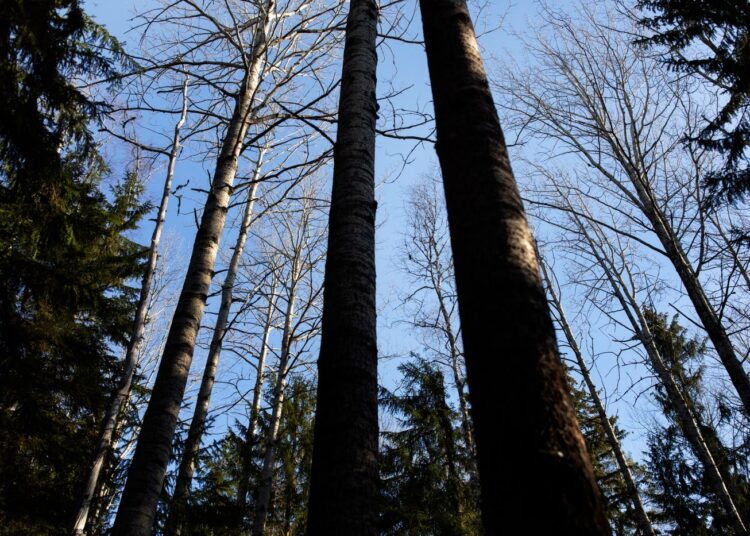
[572,211,747,533]
[251,273,297,536]
[165,162,263,536]
[112,4,274,533]
[306,0,379,533]
[540,258,656,536]
[71,80,189,536]
[237,275,279,516]
[418,0,609,532]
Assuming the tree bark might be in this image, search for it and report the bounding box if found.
[571,210,748,534]
[418,0,609,533]
[540,258,656,536]
[71,80,189,536]
[305,0,379,534]
[165,166,262,536]
[112,4,274,532]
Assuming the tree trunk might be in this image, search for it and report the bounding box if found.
[572,211,748,534]
[252,258,299,536]
[71,80,189,536]
[237,274,279,518]
[418,1,609,533]
[112,4,274,532]
[306,0,379,533]
[632,169,750,417]
[540,258,656,536]
[165,168,262,536]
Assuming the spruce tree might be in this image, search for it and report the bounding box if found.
[637,0,750,205]
[0,2,144,532]
[378,358,481,536]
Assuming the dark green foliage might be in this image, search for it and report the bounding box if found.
[378,358,481,536]
[637,0,750,205]
[643,309,750,534]
[0,1,144,533]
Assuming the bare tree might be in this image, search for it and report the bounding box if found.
[72,80,190,536]
[398,178,474,457]
[418,0,609,532]
[165,148,266,536]
[112,3,282,533]
[495,3,750,417]
[306,0,380,533]
[251,179,326,536]
[556,189,747,532]
[236,267,280,516]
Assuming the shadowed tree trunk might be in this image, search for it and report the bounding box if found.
[417,0,609,533]
[111,3,274,533]
[540,257,656,536]
[305,0,379,533]
[165,159,263,536]
[71,79,189,536]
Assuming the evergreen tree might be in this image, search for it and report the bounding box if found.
[637,0,750,205]
[644,309,750,534]
[378,357,481,536]
[0,2,144,532]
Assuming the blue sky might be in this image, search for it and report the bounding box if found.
[85,0,671,463]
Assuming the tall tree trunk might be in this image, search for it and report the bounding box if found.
[165,163,263,536]
[112,4,274,533]
[626,167,750,418]
[252,258,299,536]
[306,0,379,533]
[418,0,609,533]
[237,275,279,518]
[71,80,189,536]
[571,210,748,533]
[539,258,656,536]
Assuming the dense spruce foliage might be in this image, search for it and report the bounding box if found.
[637,0,750,206]
[0,1,145,533]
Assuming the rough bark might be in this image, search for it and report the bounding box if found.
[418,0,609,533]
[237,275,279,517]
[111,4,274,532]
[305,0,379,533]
[165,172,262,536]
[540,258,656,536]
[251,263,298,536]
[572,211,747,534]
[71,80,189,536]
